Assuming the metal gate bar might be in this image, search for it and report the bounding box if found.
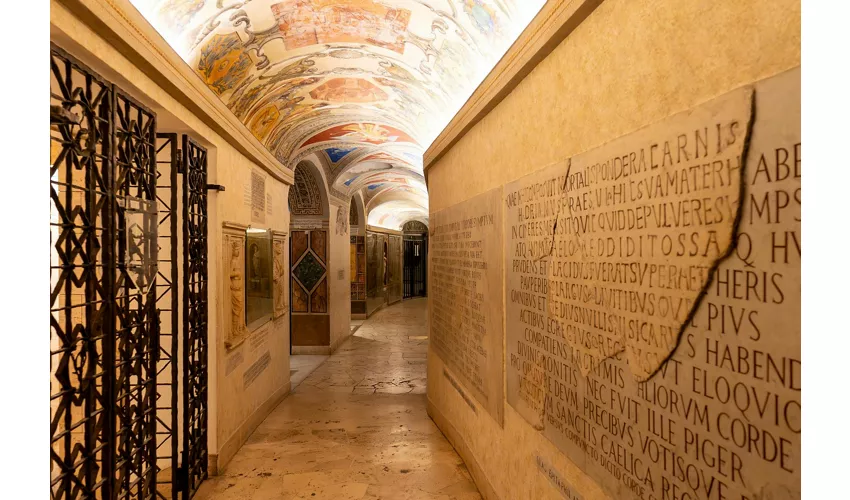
[50,43,185,500]
[112,87,159,500]
[181,135,209,499]
[154,134,180,499]
[50,44,114,500]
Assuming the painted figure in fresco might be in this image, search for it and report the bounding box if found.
[335,206,349,235]
[196,33,252,96]
[228,239,245,346]
[248,105,281,142]
[271,0,411,54]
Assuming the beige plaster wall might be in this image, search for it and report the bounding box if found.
[329,201,353,352]
[425,0,800,499]
[51,0,292,473]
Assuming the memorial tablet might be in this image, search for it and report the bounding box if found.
[430,187,505,425]
[505,68,800,499]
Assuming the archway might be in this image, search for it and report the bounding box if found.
[349,193,367,318]
[403,220,429,299]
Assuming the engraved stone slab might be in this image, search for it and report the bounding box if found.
[430,187,505,425]
[504,69,800,500]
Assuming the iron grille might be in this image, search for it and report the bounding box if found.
[111,87,159,500]
[50,44,190,500]
[181,135,209,498]
[154,134,179,499]
[50,44,114,500]
[403,236,428,299]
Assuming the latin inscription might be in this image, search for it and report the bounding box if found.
[536,455,584,500]
[505,69,800,499]
[243,351,271,389]
[430,187,505,425]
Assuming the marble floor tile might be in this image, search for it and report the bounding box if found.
[196,298,480,500]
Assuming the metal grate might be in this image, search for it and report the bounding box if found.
[403,236,428,299]
[181,135,209,498]
[154,134,180,499]
[111,88,159,500]
[50,43,188,500]
[50,43,114,500]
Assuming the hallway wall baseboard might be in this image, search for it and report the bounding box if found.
[330,333,350,354]
[426,398,499,500]
[291,346,332,355]
[211,381,292,475]
[291,333,351,356]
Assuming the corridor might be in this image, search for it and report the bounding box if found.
[46,1,803,499]
[196,299,481,500]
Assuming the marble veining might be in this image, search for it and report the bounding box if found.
[196,298,480,500]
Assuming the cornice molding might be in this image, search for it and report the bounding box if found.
[367,225,403,236]
[53,0,294,185]
[423,0,604,173]
[222,221,249,231]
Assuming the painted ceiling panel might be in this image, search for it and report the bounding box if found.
[131,0,544,228]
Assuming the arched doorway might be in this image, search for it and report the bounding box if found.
[288,161,330,353]
[403,220,428,298]
[349,195,367,317]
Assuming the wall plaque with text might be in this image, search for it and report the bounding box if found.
[430,187,505,425]
[504,69,800,499]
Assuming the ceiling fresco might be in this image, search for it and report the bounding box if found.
[130,0,545,228]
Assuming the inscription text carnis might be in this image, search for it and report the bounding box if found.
[504,70,800,500]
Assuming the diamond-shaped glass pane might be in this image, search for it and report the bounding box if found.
[293,252,325,292]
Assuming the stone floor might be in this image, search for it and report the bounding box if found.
[289,354,329,390]
[196,298,481,500]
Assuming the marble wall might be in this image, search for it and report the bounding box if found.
[329,200,353,352]
[426,0,800,498]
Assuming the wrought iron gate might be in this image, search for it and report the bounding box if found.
[403,237,427,299]
[181,136,209,498]
[51,44,209,500]
[154,134,180,499]
[50,44,160,500]
[50,44,115,500]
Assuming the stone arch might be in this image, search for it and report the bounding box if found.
[289,159,329,220]
[350,191,366,234]
[403,220,429,234]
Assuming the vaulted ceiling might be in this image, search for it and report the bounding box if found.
[131,0,544,229]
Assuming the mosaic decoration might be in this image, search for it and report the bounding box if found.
[135,0,546,229]
[293,251,325,291]
[311,229,327,262]
[290,230,328,315]
[289,162,323,215]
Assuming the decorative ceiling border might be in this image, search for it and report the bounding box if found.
[423,0,604,172]
[54,0,294,185]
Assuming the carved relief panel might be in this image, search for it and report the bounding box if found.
[223,223,248,350]
[272,231,288,318]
